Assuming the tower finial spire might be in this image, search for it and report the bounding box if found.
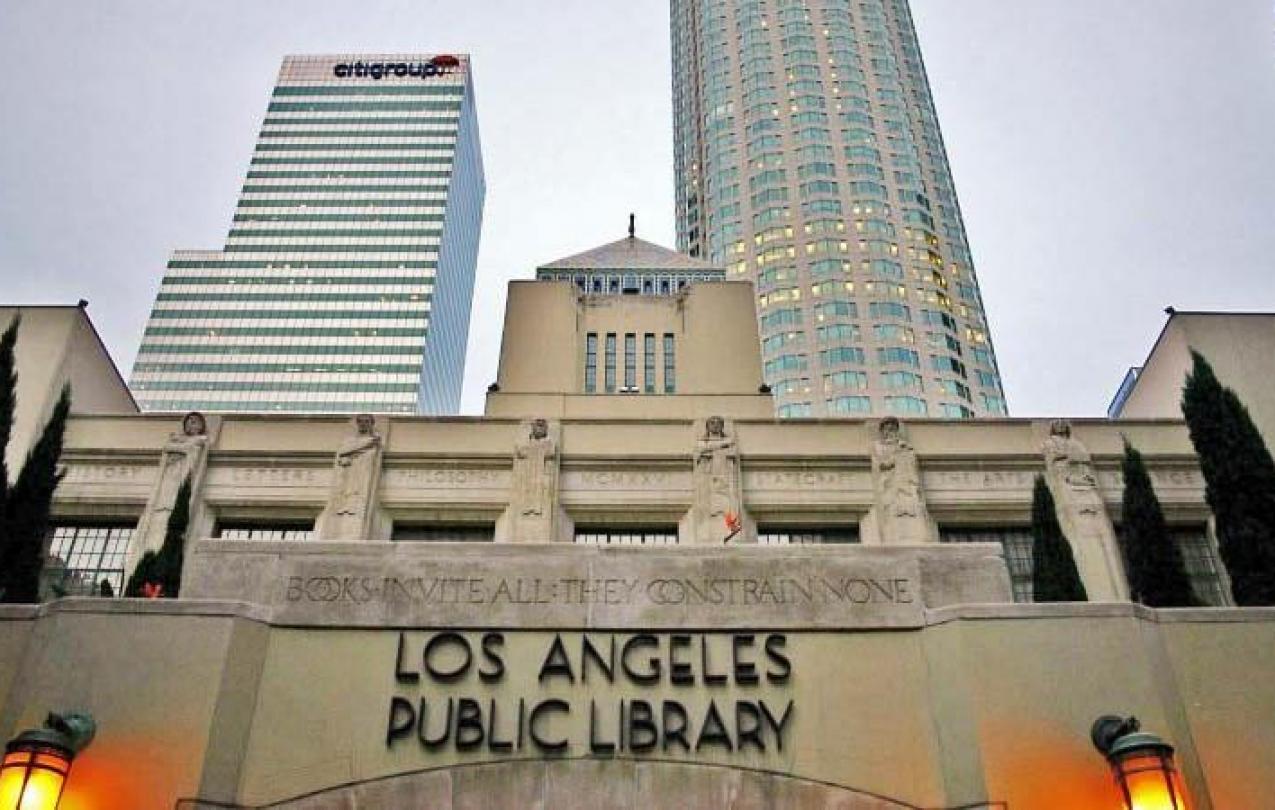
[628,213,635,239]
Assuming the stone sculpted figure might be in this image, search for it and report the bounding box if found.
[318,414,383,541]
[1043,419,1100,513]
[131,412,211,568]
[870,417,933,544]
[1040,419,1129,600]
[694,416,744,542]
[506,418,560,542]
[514,418,558,518]
[143,413,208,531]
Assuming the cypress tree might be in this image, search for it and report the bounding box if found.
[1181,350,1275,605]
[1119,439,1197,607]
[0,317,18,510]
[1030,475,1088,602]
[125,476,190,598]
[0,386,70,603]
[0,319,17,583]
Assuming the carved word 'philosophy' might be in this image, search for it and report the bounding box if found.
[386,631,795,758]
[285,574,914,609]
[385,469,503,486]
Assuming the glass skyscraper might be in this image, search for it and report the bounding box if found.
[671,0,1007,418]
[132,53,484,414]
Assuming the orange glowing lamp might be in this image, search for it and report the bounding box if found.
[1092,715,1190,810]
[0,714,94,810]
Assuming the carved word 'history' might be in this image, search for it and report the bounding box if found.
[386,631,795,758]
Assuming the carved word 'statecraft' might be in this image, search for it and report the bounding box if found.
[317,414,384,541]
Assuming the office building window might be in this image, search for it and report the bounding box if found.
[644,333,656,393]
[624,333,637,391]
[585,332,598,393]
[216,522,314,542]
[663,333,676,393]
[758,527,859,545]
[605,333,617,393]
[44,525,134,597]
[575,528,679,545]
[942,527,1034,603]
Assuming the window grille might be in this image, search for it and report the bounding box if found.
[45,525,134,597]
[757,527,860,545]
[1171,527,1228,606]
[393,524,494,543]
[574,528,679,546]
[216,523,314,542]
[942,527,1034,603]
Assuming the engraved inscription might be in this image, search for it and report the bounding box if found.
[384,468,505,486]
[231,467,319,485]
[746,470,860,489]
[284,573,914,609]
[572,471,674,488]
[62,464,146,483]
[926,470,1034,489]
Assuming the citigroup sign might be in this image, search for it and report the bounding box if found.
[333,55,460,80]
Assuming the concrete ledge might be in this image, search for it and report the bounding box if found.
[6,595,1272,632]
[924,602,1275,625]
[0,597,272,623]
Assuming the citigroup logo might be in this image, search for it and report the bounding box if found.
[333,55,460,80]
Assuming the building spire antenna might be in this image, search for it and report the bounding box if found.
[628,213,635,239]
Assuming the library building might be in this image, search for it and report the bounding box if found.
[1,239,1272,810]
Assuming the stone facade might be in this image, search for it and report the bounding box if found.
[1,292,1259,809]
[46,410,1223,605]
[3,598,1272,809]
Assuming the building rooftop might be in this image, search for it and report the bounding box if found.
[538,234,720,273]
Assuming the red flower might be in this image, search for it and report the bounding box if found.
[141,582,164,599]
[724,511,742,533]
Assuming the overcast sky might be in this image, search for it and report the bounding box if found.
[1,0,1272,416]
